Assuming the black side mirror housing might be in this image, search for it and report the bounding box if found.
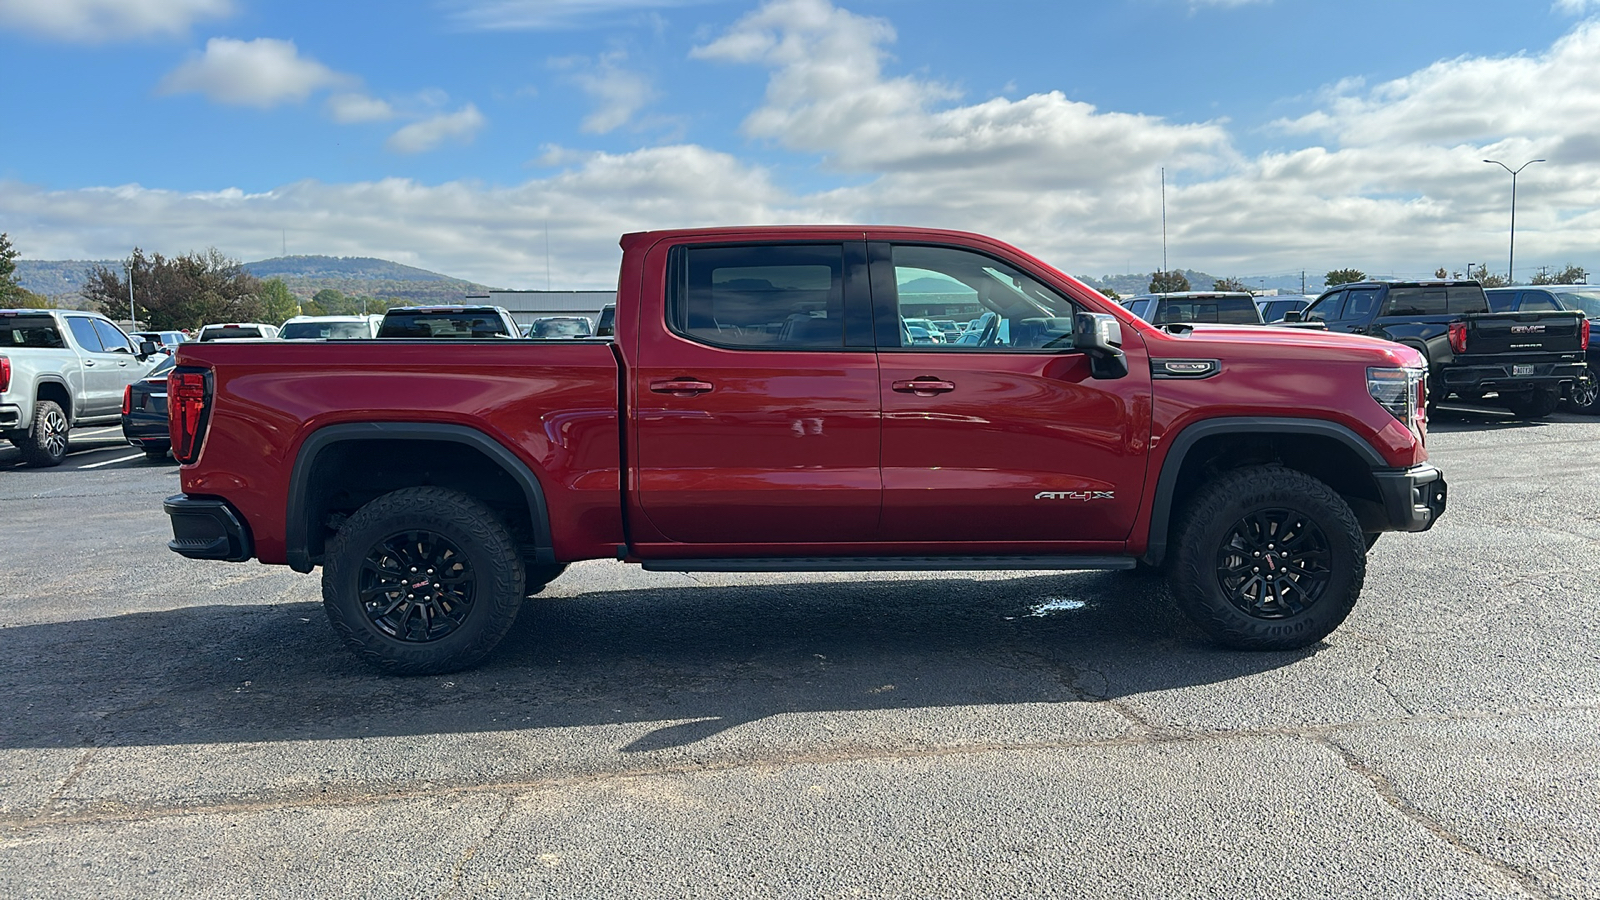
[1282,310,1304,322]
[1073,312,1129,380]
[137,340,160,360]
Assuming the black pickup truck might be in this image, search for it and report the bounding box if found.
[1292,280,1588,418]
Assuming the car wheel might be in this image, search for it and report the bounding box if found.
[16,400,70,468]
[1567,364,1600,415]
[1505,387,1560,419]
[322,487,526,675]
[1169,465,1365,650]
[524,562,569,597]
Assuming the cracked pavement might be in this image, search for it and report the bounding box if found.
[1,405,1597,898]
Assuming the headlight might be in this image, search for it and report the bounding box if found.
[1368,366,1427,440]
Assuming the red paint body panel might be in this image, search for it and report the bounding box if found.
[174,341,622,564]
[174,225,1432,568]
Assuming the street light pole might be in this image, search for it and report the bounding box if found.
[1483,158,1545,284]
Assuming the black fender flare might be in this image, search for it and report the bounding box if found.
[285,422,554,573]
[1142,417,1388,566]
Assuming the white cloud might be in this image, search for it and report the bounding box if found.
[553,52,658,133]
[0,0,231,42]
[1554,0,1598,12]
[447,0,714,30]
[326,93,396,123]
[385,104,487,153]
[159,38,352,108]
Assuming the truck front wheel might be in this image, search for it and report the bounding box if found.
[322,487,526,675]
[1170,466,1365,651]
[1505,387,1559,419]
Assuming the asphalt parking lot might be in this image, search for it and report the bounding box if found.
[2,407,1597,899]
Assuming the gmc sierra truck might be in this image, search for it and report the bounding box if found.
[1,309,165,467]
[162,226,1448,674]
[1292,279,1588,418]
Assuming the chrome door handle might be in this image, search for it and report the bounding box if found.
[650,379,714,396]
[892,378,956,395]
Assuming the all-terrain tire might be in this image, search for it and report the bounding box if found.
[16,400,69,468]
[1505,387,1560,419]
[322,487,526,675]
[1169,465,1365,650]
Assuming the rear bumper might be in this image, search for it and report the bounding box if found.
[1439,359,1584,394]
[0,403,20,430]
[164,494,254,561]
[1372,464,1447,533]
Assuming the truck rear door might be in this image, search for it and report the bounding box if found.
[630,239,883,544]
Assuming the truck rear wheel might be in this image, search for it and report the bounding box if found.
[322,487,526,675]
[1170,465,1365,651]
[1505,387,1559,419]
[1567,365,1600,415]
[16,400,69,468]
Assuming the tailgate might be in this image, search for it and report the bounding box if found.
[1464,311,1586,355]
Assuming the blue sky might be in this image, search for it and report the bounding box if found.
[3,0,1600,289]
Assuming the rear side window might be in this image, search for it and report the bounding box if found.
[1342,288,1381,321]
[378,312,511,338]
[1384,286,1488,316]
[670,244,844,349]
[66,317,105,350]
[0,316,66,348]
[1486,291,1516,313]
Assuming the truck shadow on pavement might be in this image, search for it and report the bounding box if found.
[0,571,1313,752]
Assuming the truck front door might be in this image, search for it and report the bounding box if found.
[631,240,882,545]
[868,242,1152,545]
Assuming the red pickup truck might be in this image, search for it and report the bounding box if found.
[163,226,1447,674]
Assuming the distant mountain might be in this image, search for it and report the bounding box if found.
[13,254,499,308]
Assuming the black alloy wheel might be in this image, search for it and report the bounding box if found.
[359,530,476,642]
[1214,508,1332,619]
[1569,364,1600,415]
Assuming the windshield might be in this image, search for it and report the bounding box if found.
[1153,296,1261,325]
[379,311,512,338]
[198,325,265,340]
[1556,290,1600,317]
[281,321,374,339]
[530,318,591,338]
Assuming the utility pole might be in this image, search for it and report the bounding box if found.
[1160,168,1168,276]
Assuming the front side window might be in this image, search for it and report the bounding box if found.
[1518,291,1559,312]
[671,244,844,349]
[888,245,1077,351]
[1306,291,1346,322]
[92,319,134,353]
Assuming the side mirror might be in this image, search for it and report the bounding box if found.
[137,340,160,359]
[1283,310,1304,322]
[1073,312,1129,380]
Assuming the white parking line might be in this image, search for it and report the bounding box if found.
[78,452,145,470]
[73,427,123,437]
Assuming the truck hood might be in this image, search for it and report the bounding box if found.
[1142,323,1425,368]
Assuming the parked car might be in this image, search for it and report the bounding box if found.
[1296,280,1587,418]
[131,330,188,353]
[594,305,616,338]
[376,306,521,339]
[163,224,1448,675]
[1256,297,1313,324]
[525,316,594,339]
[280,315,381,340]
[1485,286,1600,414]
[1,309,164,466]
[121,354,177,460]
[1123,292,1265,326]
[196,322,280,341]
[902,317,947,343]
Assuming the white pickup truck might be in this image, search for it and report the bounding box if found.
[0,309,165,467]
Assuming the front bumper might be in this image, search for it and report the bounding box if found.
[1372,464,1448,533]
[164,494,254,561]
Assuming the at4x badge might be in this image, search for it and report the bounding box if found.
[1035,490,1115,501]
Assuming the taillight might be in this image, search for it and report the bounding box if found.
[0,356,10,393]
[1447,321,1467,355]
[1582,317,1591,351]
[121,384,133,415]
[168,369,212,464]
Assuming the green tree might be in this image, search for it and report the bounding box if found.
[257,278,301,325]
[1098,286,1122,302]
[1531,264,1587,285]
[1149,270,1191,293]
[311,288,362,315]
[82,248,264,330]
[1469,264,1508,288]
[1325,268,1366,287]
[1212,276,1249,292]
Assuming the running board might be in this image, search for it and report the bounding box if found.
[639,556,1136,573]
